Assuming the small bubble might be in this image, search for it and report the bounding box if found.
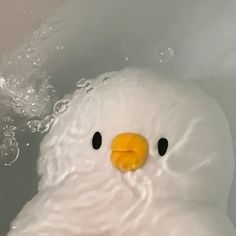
[39,116,55,134]
[27,120,40,133]
[31,108,37,113]
[53,100,68,113]
[20,127,26,132]
[40,31,50,40]
[27,88,35,94]
[103,77,110,84]
[0,139,20,166]
[26,143,30,147]
[156,47,174,63]
[3,125,16,137]
[32,58,41,67]
[48,24,60,33]
[56,44,64,51]
[86,87,94,94]
[0,76,6,89]
[84,82,91,89]
[14,96,20,102]
[76,78,87,89]
[16,81,22,87]
[16,103,21,108]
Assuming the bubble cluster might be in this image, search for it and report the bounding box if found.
[0,16,67,168]
[76,78,94,94]
[76,78,87,89]
[0,69,55,120]
[33,18,61,41]
[0,117,19,166]
[0,17,61,119]
[0,112,57,166]
[27,115,55,134]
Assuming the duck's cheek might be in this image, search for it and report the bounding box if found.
[164,135,206,174]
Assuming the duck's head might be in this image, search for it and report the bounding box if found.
[38,68,234,209]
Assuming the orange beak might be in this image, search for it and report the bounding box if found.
[110,133,149,172]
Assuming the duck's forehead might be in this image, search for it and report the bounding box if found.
[97,76,196,118]
[69,73,209,131]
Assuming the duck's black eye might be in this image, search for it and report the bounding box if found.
[157,138,168,156]
[92,132,102,150]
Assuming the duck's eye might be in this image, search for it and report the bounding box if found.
[92,132,102,150]
[157,138,168,156]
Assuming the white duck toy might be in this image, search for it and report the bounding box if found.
[8,68,236,236]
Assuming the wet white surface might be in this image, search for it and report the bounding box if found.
[7,68,236,235]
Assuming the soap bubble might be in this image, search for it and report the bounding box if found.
[103,77,110,84]
[38,116,55,134]
[27,120,41,133]
[0,118,20,166]
[56,44,64,51]
[3,125,17,137]
[86,87,94,94]
[0,142,20,166]
[0,76,6,89]
[53,100,69,113]
[76,78,94,94]
[156,47,174,63]
[27,115,55,134]
[76,78,87,89]
[32,58,42,67]
[84,81,91,89]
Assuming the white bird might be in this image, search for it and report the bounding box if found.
[8,68,236,236]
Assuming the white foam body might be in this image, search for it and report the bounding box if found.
[8,68,236,236]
